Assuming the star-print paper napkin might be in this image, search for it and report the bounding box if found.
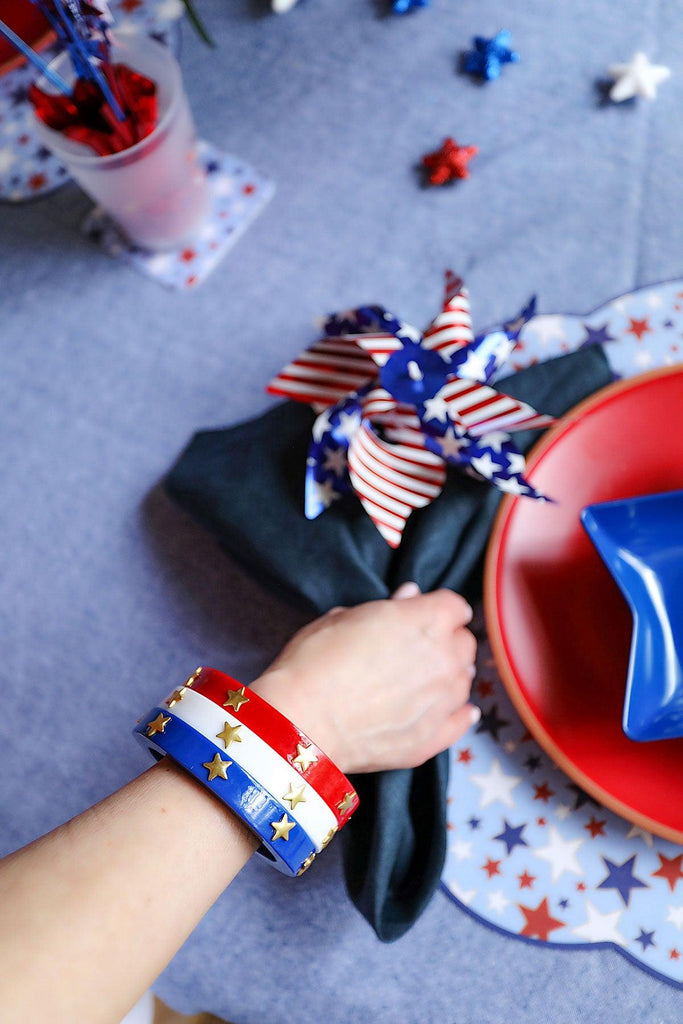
[82,142,274,289]
[443,278,683,988]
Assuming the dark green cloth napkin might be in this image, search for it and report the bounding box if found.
[166,345,613,940]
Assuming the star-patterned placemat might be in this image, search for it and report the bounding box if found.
[82,141,274,288]
[0,0,184,203]
[442,278,683,988]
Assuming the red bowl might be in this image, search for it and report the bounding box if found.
[485,365,683,842]
[0,1,55,78]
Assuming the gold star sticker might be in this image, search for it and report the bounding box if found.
[165,688,186,708]
[271,813,296,842]
[223,686,249,712]
[215,721,242,749]
[203,753,232,781]
[337,792,356,815]
[183,667,203,688]
[297,853,316,876]
[282,782,307,810]
[146,712,171,737]
[321,826,337,849]
[292,742,318,773]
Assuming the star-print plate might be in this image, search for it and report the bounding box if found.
[444,610,683,989]
[82,141,274,289]
[443,279,683,987]
[0,0,184,203]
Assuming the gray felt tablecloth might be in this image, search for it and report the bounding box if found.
[1,0,682,1020]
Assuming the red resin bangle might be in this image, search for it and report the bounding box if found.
[182,667,359,828]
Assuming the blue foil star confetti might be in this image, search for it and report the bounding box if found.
[581,489,683,742]
[393,0,430,13]
[464,30,520,81]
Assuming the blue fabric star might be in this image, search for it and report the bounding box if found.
[493,820,529,855]
[597,855,648,906]
[635,928,656,951]
[580,322,615,347]
[464,30,520,81]
[582,490,683,741]
[467,816,481,830]
[393,0,430,12]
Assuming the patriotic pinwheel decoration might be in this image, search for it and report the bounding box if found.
[267,273,554,548]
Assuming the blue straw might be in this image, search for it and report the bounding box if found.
[0,18,72,95]
[49,0,125,120]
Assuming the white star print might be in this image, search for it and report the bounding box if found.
[155,0,185,18]
[311,478,339,510]
[471,758,522,809]
[666,905,683,930]
[449,838,473,861]
[336,408,361,441]
[423,393,450,422]
[0,147,16,174]
[457,350,490,383]
[488,889,511,914]
[437,428,468,460]
[322,446,347,477]
[522,315,566,348]
[646,291,663,308]
[494,476,531,496]
[470,451,503,479]
[505,452,526,476]
[446,879,477,906]
[626,825,655,848]
[477,430,510,453]
[554,804,571,821]
[572,900,626,946]
[608,52,671,102]
[312,408,332,443]
[534,826,584,883]
[634,349,654,368]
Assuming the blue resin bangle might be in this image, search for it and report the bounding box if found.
[135,707,318,876]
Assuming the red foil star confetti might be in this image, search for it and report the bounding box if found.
[422,137,479,185]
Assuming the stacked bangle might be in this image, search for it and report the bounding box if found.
[134,667,359,877]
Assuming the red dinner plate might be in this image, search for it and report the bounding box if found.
[0,2,54,78]
[485,365,683,843]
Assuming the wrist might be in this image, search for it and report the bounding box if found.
[249,667,344,772]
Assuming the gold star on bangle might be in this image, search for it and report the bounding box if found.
[146,712,171,737]
[184,667,203,688]
[282,782,307,809]
[165,688,186,708]
[297,853,316,876]
[216,721,242,749]
[321,826,337,849]
[223,686,249,712]
[337,791,357,815]
[271,813,296,842]
[203,753,232,781]
[292,742,318,773]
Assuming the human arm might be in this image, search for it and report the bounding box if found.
[0,588,477,1024]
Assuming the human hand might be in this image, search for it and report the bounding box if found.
[252,586,479,775]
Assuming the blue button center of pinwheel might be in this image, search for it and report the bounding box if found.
[379,341,448,405]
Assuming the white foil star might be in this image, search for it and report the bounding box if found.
[608,52,671,102]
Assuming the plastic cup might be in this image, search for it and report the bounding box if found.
[33,34,210,250]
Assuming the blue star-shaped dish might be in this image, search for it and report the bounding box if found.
[581,490,683,742]
[464,30,520,81]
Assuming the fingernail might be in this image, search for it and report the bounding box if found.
[468,663,477,680]
[469,704,482,726]
[393,581,421,599]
